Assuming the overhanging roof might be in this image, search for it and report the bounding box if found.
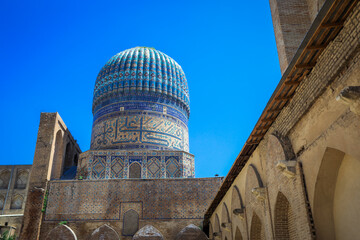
[204,0,358,224]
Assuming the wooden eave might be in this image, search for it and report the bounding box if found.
[204,0,358,225]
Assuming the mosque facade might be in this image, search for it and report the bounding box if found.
[6,47,222,240]
[1,0,360,239]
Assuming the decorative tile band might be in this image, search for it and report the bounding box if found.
[91,110,189,151]
[93,101,188,125]
[78,150,195,180]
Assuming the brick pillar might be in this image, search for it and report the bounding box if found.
[269,0,312,74]
[20,113,58,240]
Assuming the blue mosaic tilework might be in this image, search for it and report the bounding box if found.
[92,47,190,117]
[91,47,191,152]
[91,156,106,179]
[147,156,161,178]
[91,113,189,152]
[93,101,188,125]
[80,150,194,179]
[111,156,124,178]
[45,178,222,221]
[165,156,181,178]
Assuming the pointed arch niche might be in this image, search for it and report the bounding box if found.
[129,162,142,178]
[274,192,297,239]
[250,212,264,240]
[51,130,64,179]
[314,147,360,240]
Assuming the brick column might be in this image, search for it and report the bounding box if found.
[20,113,58,240]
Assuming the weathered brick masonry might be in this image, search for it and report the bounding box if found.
[207,1,360,240]
[39,178,221,239]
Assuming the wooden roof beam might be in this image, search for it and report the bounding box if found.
[295,63,316,69]
[262,117,277,122]
[320,20,345,28]
[275,95,293,101]
[306,44,327,50]
[252,133,265,137]
[284,81,300,86]
[257,125,270,130]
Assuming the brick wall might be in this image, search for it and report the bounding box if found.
[40,177,221,240]
[208,2,360,240]
[269,0,311,73]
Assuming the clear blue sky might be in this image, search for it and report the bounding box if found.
[0,0,281,177]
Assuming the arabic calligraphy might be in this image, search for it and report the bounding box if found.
[91,114,189,151]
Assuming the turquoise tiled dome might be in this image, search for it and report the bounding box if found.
[90,47,190,152]
[92,47,190,117]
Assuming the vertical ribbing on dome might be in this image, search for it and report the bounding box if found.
[154,50,162,94]
[129,48,138,91]
[119,50,129,93]
[149,49,156,93]
[124,49,133,93]
[143,48,150,92]
[175,64,181,102]
[159,52,167,95]
[168,56,174,98]
[92,47,190,117]
[166,54,172,97]
[136,47,144,91]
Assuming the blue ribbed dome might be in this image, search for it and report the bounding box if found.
[90,47,191,152]
[92,47,190,117]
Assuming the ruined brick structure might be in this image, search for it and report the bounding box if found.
[205,0,360,240]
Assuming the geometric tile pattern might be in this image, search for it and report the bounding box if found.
[147,157,161,178]
[111,156,124,179]
[45,177,222,221]
[165,157,181,178]
[91,156,106,179]
[80,150,195,179]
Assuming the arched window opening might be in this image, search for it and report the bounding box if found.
[129,163,141,178]
[10,194,24,209]
[15,170,29,189]
[0,170,11,189]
